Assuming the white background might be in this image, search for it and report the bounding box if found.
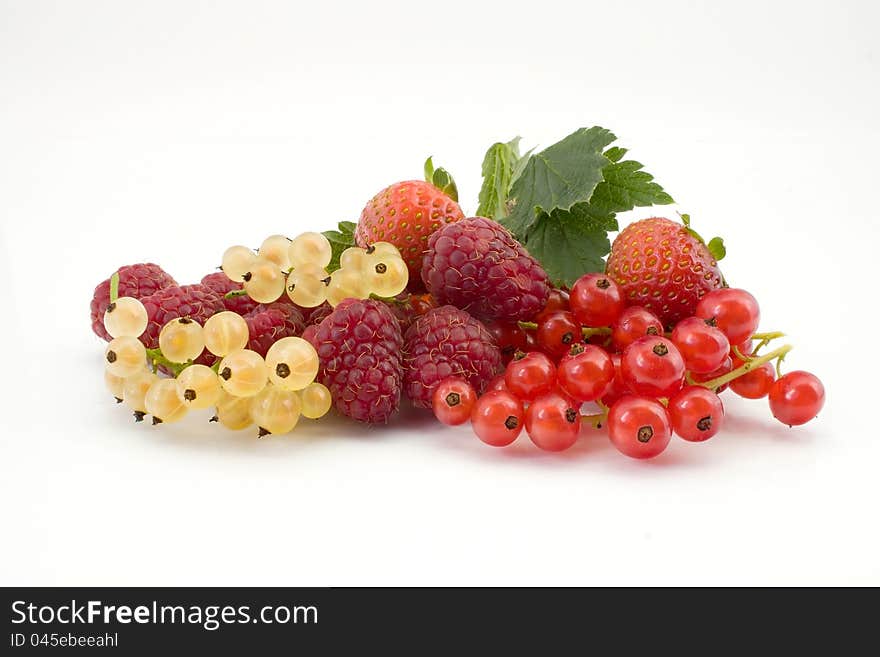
[1,0,877,585]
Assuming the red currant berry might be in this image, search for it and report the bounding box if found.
[486,374,508,393]
[558,344,614,402]
[432,377,477,426]
[668,386,724,442]
[486,320,528,362]
[689,355,733,394]
[732,339,753,359]
[569,273,625,327]
[600,354,629,407]
[670,316,730,374]
[729,362,775,399]
[536,311,581,358]
[768,371,825,426]
[525,391,580,452]
[607,396,672,459]
[524,330,538,351]
[535,288,570,322]
[620,336,686,398]
[471,391,524,447]
[612,306,663,351]
[695,288,760,346]
[505,351,556,402]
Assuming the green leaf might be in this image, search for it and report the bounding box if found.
[322,220,356,272]
[502,127,615,237]
[476,137,523,220]
[604,146,628,163]
[523,209,612,288]
[588,159,674,216]
[424,156,459,202]
[707,236,726,261]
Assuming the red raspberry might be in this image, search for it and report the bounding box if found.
[90,263,177,340]
[244,300,306,357]
[307,299,403,423]
[298,301,333,326]
[200,272,259,316]
[403,305,502,408]
[421,217,550,322]
[139,284,225,350]
[605,217,723,327]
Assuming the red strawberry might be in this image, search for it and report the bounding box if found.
[355,180,464,289]
[605,217,724,327]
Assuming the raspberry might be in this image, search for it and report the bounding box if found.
[306,299,403,423]
[421,217,550,322]
[139,284,225,350]
[403,305,502,408]
[90,263,177,340]
[244,301,305,357]
[605,217,724,327]
[200,272,259,316]
[303,301,333,327]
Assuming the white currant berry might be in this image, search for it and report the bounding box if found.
[213,392,253,430]
[286,263,329,308]
[222,245,257,281]
[203,311,249,357]
[365,253,408,297]
[104,370,125,400]
[366,241,401,258]
[339,246,369,272]
[103,296,148,338]
[300,382,332,419]
[266,337,319,391]
[249,384,302,436]
[105,336,146,378]
[289,232,332,269]
[176,364,222,410]
[217,349,268,398]
[159,317,205,363]
[145,378,188,425]
[123,369,159,421]
[243,256,285,304]
[259,234,293,270]
[325,266,369,307]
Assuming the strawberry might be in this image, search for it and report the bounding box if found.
[355,180,464,289]
[605,217,724,327]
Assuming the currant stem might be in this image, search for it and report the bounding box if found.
[225,290,249,299]
[698,344,793,390]
[145,348,190,377]
[109,272,120,303]
[581,412,607,429]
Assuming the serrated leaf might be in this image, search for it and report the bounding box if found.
[502,127,615,237]
[604,146,627,163]
[322,220,356,272]
[589,159,675,216]
[476,137,522,220]
[707,236,726,261]
[523,210,612,288]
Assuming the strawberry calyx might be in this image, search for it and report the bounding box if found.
[679,213,726,262]
[423,156,459,202]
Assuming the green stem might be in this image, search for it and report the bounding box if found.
[582,326,612,338]
[109,272,120,303]
[225,290,249,299]
[581,412,607,429]
[518,321,538,331]
[145,348,190,377]
[698,344,793,390]
[751,331,786,341]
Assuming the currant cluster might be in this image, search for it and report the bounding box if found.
[222,233,408,308]
[432,274,825,459]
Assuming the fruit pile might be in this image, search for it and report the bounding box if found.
[91,126,825,458]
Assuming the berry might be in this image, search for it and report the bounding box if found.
[286,263,329,308]
[605,217,724,327]
[670,316,730,374]
[690,355,734,394]
[365,253,409,297]
[203,311,250,357]
[536,311,581,358]
[525,391,580,452]
[122,370,158,421]
[159,317,205,363]
[695,288,760,346]
[214,392,252,430]
[266,336,320,391]
[620,336,686,399]
[668,386,724,441]
[104,336,146,378]
[558,344,615,402]
[504,351,556,402]
[289,232,332,269]
[259,234,293,270]
[569,274,625,327]
[145,379,188,425]
[90,263,177,340]
[217,349,269,398]
[221,245,257,282]
[768,371,825,426]
[486,374,508,393]
[139,284,225,350]
[103,297,148,339]
[432,377,477,426]
[729,362,775,399]
[243,301,305,358]
[200,272,260,315]
[485,320,528,363]
[300,382,333,419]
[250,384,302,436]
[303,301,334,327]
[242,256,286,304]
[607,396,672,459]
[421,216,550,322]
[326,266,369,307]
[600,354,629,407]
[612,306,663,351]
[176,364,222,410]
[104,370,125,400]
[471,390,524,447]
[403,305,501,408]
[308,298,403,423]
[356,180,465,287]
[535,288,571,322]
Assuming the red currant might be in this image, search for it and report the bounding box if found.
[569,273,625,327]
[729,362,775,399]
[612,306,663,351]
[432,377,477,426]
[536,311,581,358]
[689,355,733,394]
[695,288,760,346]
[486,320,528,362]
[600,353,629,407]
[607,396,672,459]
[486,374,508,393]
[768,371,825,426]
[471,391,524,447]
[668,386,724,442]
[505,351,556,401]
[620,336,686,398]
[558,344,614,402]
[670,316,730,374]
[535,288,571,322]
[525,391,580,452]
